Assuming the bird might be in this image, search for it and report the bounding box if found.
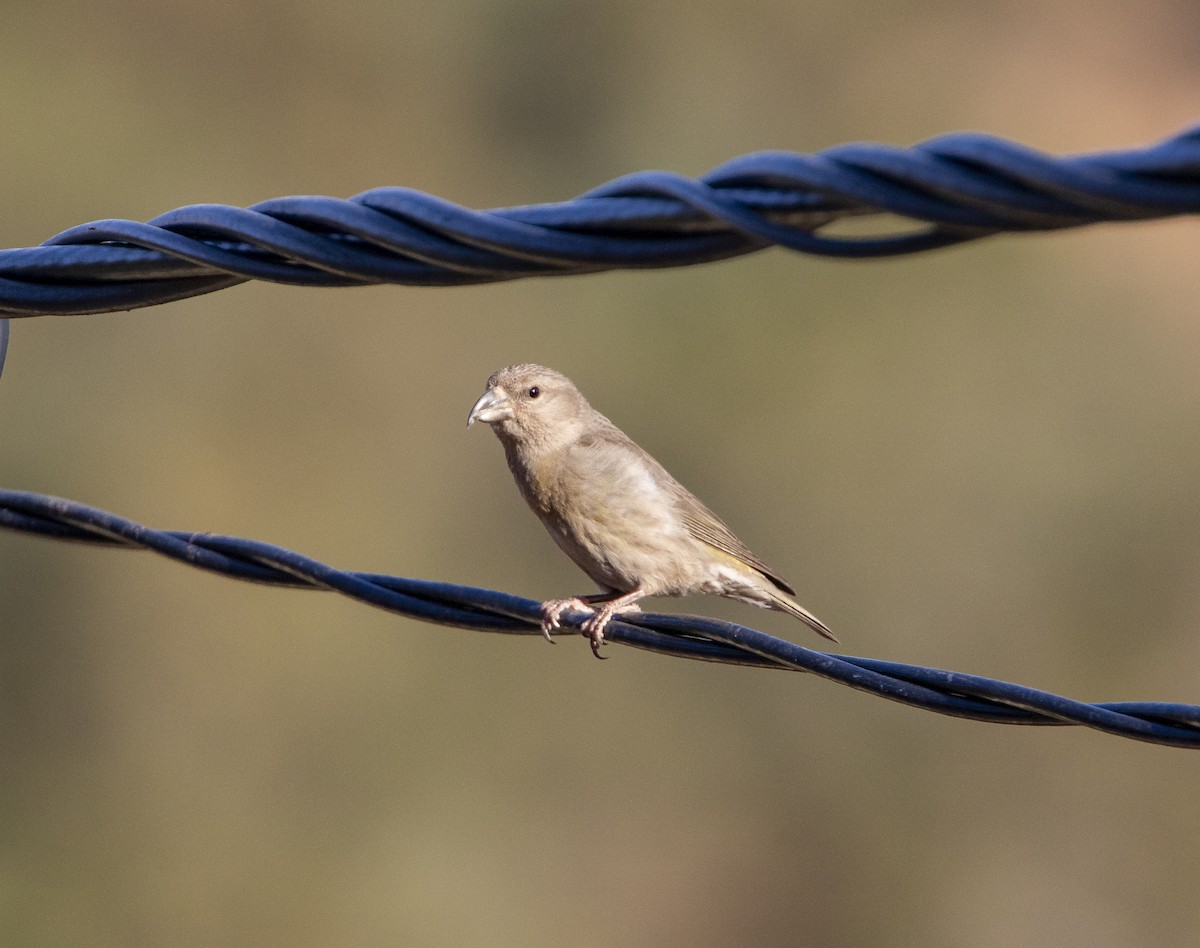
[467,363,836,657]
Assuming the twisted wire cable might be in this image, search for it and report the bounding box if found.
[0,124,1198,317]
[4,489,1198,749]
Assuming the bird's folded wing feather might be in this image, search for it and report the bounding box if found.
[676,501,797,595]
[575,422,797,596]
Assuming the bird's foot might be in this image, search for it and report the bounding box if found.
[541,598,642,659]
[579,604,625,659]
[539,597,595,643]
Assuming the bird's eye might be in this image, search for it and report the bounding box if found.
[528,386,540,399]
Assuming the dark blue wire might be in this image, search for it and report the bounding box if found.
[2,124,1198,316]
[3,489,1197,749]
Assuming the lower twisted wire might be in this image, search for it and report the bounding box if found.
[2,488,1198,748]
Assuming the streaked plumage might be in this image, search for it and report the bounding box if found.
[467,364,835,656]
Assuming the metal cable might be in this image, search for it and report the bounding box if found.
[3,489,1197,749]
[1,124,1198,316]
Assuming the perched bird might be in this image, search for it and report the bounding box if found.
[467,364,836,657]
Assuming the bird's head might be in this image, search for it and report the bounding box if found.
[467,363,591,451]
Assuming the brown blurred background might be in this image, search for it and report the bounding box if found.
[2,1,1199,945]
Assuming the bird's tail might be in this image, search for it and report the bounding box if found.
[765,588,839,644]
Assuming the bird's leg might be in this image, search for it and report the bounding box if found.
[577,588,647,659]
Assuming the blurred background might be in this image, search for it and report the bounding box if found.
[2,1,1199,945]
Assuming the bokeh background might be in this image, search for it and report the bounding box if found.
[3,2,1199,945]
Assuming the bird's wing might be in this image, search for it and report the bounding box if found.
[676,500,797,595]
[574,421,798,596]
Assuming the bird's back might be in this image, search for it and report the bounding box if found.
[515,414,795,597]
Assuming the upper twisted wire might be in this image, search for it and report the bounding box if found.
[3,488,1198,749]
[1,124,1198,316]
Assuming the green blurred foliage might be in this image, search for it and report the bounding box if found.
[2,1,1200,945]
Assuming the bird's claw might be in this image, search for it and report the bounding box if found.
[539,597,594,644]
[580,615,608,659]
[580,605,622,659]
[586,630,607,658]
